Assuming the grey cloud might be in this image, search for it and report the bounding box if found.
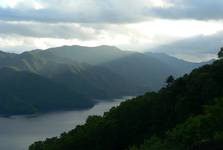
[148,0,223,20]
[0,21,99,40]
[0,0,223,23]
[148,31,223,61]
[0,0,149,23]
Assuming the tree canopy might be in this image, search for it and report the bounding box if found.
[166,75,174,86]
[218,47,223,58]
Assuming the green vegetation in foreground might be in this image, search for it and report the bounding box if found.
[29,49,223,150]
[130,98,223,150]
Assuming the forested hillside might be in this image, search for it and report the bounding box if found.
[0,68,93,116]
[0,45,210,115]
[29,51,223,150]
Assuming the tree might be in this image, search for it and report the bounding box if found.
[218,47,223,59]
[166,75,174,86]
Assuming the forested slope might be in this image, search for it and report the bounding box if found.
[0,68,93,115]
[29,53,223,150]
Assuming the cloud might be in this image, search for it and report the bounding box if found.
[0,18,223,57]
[148,31,223,62]
[148,0,223,20]
[0,0,154,23]
[0,23,154,53]
[0,21,99,40]
[0,0,223,62]
[0,0,223,23]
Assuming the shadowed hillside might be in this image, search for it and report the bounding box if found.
[29,49,223,150]
[0,67,93,116]
[0,45,211,115]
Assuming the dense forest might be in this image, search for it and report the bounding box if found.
[30,49,223,150]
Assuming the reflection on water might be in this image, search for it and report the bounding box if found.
[0,97,132,150]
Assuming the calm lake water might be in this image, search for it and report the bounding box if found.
[0,97,132,150]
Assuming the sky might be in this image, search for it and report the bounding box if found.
[0,0,223,62]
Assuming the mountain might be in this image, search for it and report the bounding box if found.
[42,45,210,90]
[145,52,213,75]
[0,67,93,116]
[22,45,211,91]
[100,51,211,90]
[40,62,140,99]
[0,45,211,115]
[0,48,141,100]
[29,57,223,150]
[0,51,16,59]
[45,45,133,65]
[100,52,177,90]
[0,45,204,100]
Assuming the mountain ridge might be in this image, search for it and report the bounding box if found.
[29,56,223,150]
[0,67,93,116]
[0,45,212,115]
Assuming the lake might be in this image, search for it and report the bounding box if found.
[0,96,132,150]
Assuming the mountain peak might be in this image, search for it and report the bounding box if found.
[49,45,121,51]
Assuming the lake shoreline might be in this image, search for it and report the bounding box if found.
[0,96,134,150]
[0,96,136,118]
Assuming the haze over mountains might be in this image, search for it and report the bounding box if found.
[0,45,212,115]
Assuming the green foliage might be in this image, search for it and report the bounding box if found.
[133,136,166,150]
[30,59,223,150]
[135,98,223,150]
[218,47,223,58]
[166,75,174,86]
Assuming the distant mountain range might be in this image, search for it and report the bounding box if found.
[0,45,212,115]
